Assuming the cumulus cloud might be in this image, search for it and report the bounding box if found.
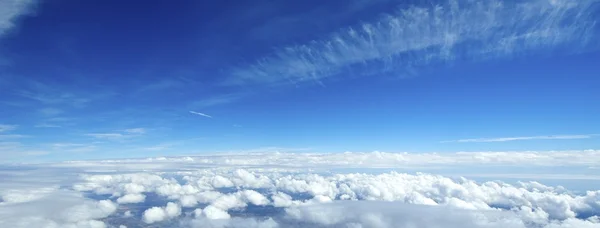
[441,134,598,143]
[229,0,599,85]
[3,153,600,227]
[67,167,600,227]
[0,190,117,228]
[116,193,146,204]
[142,202,181,224]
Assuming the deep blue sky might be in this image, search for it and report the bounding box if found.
[0,0,599,161]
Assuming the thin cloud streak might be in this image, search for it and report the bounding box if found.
[189,111,213,118]
[229,0,599,85]
[440,134,597,143]
[34,123,61,128]
[0,124,17,132]
[0,0,36,36]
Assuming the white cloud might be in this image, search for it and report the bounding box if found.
[0,189,117,228]
[85,133,130,140]
[123,128,146,134]
[0,0,35,36]
[85,129,145,141]
[441,134,597,143]
[54,150,600,173]
[63,167,600,227]
[0,124,17,132]
[142,202,181,224]
[34,123,62,128]
[116,193,145,204]
[142,206,166,224]
[229,0,598,85]
[0,134,27,140]
[189,111,213,118]
[196,205,231,220]
[3,155,600,227]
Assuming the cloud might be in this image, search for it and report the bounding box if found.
[0,189,117,228]
[123,128,146,134]
[85,128,146,141]
[441,134,598,143]
[0,124,17,132]
[3,154,600,227]
[142,202,181,224]
[190,111,213,118]
[0,124,24,142]
[60,166,600,227]
[229,0,599,85]
[0,134,27,140]
[34,123,61,128]
[116,193,146,204]
[0,0,36,37]
[49,143,97,153]
[54,150,600,173]
[85,133,131,140]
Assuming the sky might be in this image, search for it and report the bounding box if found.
[2,1,600,227]
[0,0,599,162]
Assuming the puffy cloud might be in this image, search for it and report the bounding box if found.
[0,190,117,228]
[142,202,181,224]
[197,205,231,220]
[142,207,166,224]
[284,201,524,228]
[3,153,600,227]
[116,193,145,204]
[240,190,270,206]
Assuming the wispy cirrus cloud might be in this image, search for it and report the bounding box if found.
[0,124,17,132]
[0,124,25,140]
[34,123,61,128]
[440,134,597,143]
[0,0,36,37]
[123,128,146,134]
[189,111,213,118]
[85,128,146,141]
[229,0,599,85]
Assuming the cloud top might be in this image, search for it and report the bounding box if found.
[441,134,598,143]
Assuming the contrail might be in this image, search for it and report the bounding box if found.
[189,111,213,118]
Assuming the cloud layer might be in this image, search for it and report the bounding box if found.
[53,150,600,172]
[1,151,600,227]
[230,0,599,85]
[441,134,598,143]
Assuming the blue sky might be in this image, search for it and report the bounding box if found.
[0,0,599,162]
